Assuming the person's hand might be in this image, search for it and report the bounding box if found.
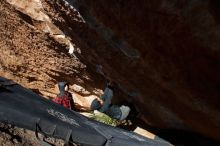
[100,100,104,105]
[97,98,104,105]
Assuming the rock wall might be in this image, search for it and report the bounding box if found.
[1,0,220,142]
[61,0,220,140]
[0,0,104,99]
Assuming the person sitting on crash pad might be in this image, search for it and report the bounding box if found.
[53,82,75,110]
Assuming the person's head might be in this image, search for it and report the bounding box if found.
[58,82,69,95]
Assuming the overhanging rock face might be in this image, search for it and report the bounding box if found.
[3,0,220,142]
[48,0,220,139]
[43,0,220,141]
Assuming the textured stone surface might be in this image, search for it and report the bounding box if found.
[68,0,220,140]
[1,0,220,142]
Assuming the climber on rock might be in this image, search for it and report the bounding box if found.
[52,81,130,120]
[53,82,75,110]
[76,80,131,121]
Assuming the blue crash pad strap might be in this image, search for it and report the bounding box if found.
[64,129,72,146]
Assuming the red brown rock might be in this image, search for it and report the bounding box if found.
[1,0,220,142]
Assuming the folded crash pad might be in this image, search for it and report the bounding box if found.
[0,76,172,146]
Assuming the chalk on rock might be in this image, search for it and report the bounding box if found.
[68,42,75,54]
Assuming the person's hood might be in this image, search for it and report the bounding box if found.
[58,82,68,96]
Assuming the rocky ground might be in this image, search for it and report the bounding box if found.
[0,122,76,146]
[0,123,41,146]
